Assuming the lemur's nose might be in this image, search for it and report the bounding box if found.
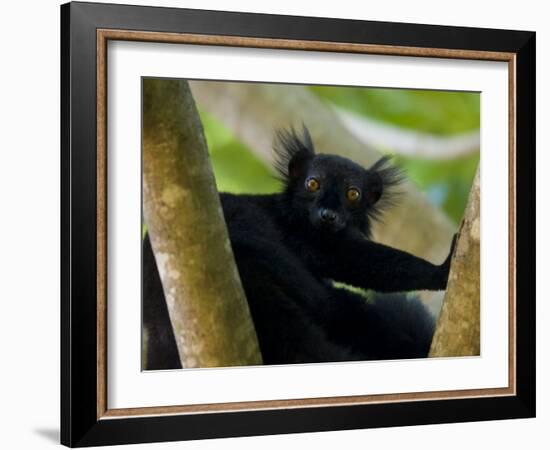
[319,208,337,223]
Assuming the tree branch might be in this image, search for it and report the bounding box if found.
[429,168,480,357]
[335,106,480,160]
[142,79,263,367]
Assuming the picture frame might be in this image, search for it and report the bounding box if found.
[60,1,535,447]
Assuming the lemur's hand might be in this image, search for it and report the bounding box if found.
[438,233,458,289]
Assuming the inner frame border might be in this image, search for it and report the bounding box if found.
[96,29,517,420]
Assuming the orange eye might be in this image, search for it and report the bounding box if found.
[346,187,361,202]
[305,177,320,192]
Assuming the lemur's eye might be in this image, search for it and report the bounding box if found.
[346,187,361,202]
[305,177,320,192]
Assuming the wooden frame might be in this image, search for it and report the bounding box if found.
[61,1,535,446]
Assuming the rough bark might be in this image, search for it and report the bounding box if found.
[142,78,263,368]
[190,81,456,314]
[429,168,480,357]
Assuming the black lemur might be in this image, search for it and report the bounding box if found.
[143,126,455,370]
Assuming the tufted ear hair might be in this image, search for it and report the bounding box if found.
[365,156,404,204]
[363,156,404,226]
[273,125,315,181]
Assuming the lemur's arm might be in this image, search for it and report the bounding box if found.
[319,236,455,292]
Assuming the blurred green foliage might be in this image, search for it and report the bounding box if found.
[310,86,480,135]
[199,85,480,225]
[310,86,480,224]
[395,154,479,223]
[200,111,281,194]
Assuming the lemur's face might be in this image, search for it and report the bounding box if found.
[292,155,381,234]
[274,126,401,237]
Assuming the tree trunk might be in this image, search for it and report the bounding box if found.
[429,168,480,357]
[142,78,263,368]
[190,81,456,314]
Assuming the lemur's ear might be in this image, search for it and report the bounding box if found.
[274,125,315,181]
[365,156,404,206]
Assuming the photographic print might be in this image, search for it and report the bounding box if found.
[141,79,480,371]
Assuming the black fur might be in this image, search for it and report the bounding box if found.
[143,126,455,369]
